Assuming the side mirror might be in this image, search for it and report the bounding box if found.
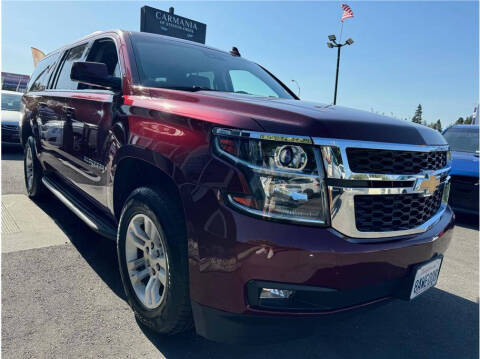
[70,61,121,91]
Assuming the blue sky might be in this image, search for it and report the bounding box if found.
[2,1,478,126]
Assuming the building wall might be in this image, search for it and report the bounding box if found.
[1,72,30,93]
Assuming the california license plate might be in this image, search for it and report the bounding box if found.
[410,257,442,299]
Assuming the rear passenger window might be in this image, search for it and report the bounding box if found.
[27,54,59,92]
[54,43,88,90]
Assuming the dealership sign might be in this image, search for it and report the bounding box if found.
[140,6,206,44]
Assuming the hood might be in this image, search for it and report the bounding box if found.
[206,93,446,145]
[450,151,479,178]
[146,89,446,146]
[1,110,21,126]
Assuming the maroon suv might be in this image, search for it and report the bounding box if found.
[21,30,454,342]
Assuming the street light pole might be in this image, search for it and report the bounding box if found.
[291,79,301,97]
[327,35,354,105]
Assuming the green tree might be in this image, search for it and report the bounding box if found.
[465,115,473,124]
[411,104,423,124]
[456,117,465,124]
[436,119,442,132]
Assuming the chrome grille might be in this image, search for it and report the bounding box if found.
[354,187,444,232]
[347,148,447,175]
[314,138,451,241]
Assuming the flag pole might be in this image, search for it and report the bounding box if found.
[339,21,344,43]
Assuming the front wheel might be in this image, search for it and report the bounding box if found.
[117,186,193,334]
[24,136,46,199]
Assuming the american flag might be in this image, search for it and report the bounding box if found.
[341,4,354,23]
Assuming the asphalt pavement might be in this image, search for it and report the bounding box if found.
[1,146,479,358]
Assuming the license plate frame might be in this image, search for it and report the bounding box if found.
[409,256,443,300]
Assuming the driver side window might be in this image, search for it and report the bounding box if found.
[79,38,120,90]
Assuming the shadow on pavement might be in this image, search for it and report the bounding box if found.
[31,196,479,359]
[32,197,126,300]
[137,287,478,359]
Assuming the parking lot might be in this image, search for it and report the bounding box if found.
[1,146,478,358]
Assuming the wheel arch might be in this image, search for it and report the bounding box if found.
[20,114,35,148]
[111,147,187,221]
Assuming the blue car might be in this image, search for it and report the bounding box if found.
[442,124,479,215]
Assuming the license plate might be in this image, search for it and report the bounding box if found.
[410,258,442,299]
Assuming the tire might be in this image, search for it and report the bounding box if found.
[117,186,193,334]
[24,136,46,199]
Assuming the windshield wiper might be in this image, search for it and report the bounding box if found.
[159,86,217,92]
[191,86,217,92]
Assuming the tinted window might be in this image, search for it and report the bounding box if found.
[229,70,279,98]
[443,127,479,153]
[131,34,293,99]
[79,38,120,90]
[55,43,88,90]
[85,38,119,75]
[1,93,22,111]
[27,54,58,92]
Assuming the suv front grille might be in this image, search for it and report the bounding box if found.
[354,187,444,232]
[346,148,447,175]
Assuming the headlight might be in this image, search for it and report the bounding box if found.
[212,128,330,226]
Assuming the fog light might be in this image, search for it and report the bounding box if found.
[260,288,294,299]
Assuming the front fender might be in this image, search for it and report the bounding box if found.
[108,144,186,213]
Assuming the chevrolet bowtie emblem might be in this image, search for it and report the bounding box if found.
[416,172,440,196]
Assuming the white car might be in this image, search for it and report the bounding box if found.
[1,90,23,145]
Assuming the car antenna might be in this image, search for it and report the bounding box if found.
[230,47,241,57]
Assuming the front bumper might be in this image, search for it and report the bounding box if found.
[185,186,455,341]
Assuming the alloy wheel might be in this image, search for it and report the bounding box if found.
[125,214,169,309]
[25,145,34,191]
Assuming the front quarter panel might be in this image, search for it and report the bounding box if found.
[120,93,263,185]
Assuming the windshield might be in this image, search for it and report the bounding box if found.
[1,93,22,111]
[131,34,294,99]
[443,127,479,153]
